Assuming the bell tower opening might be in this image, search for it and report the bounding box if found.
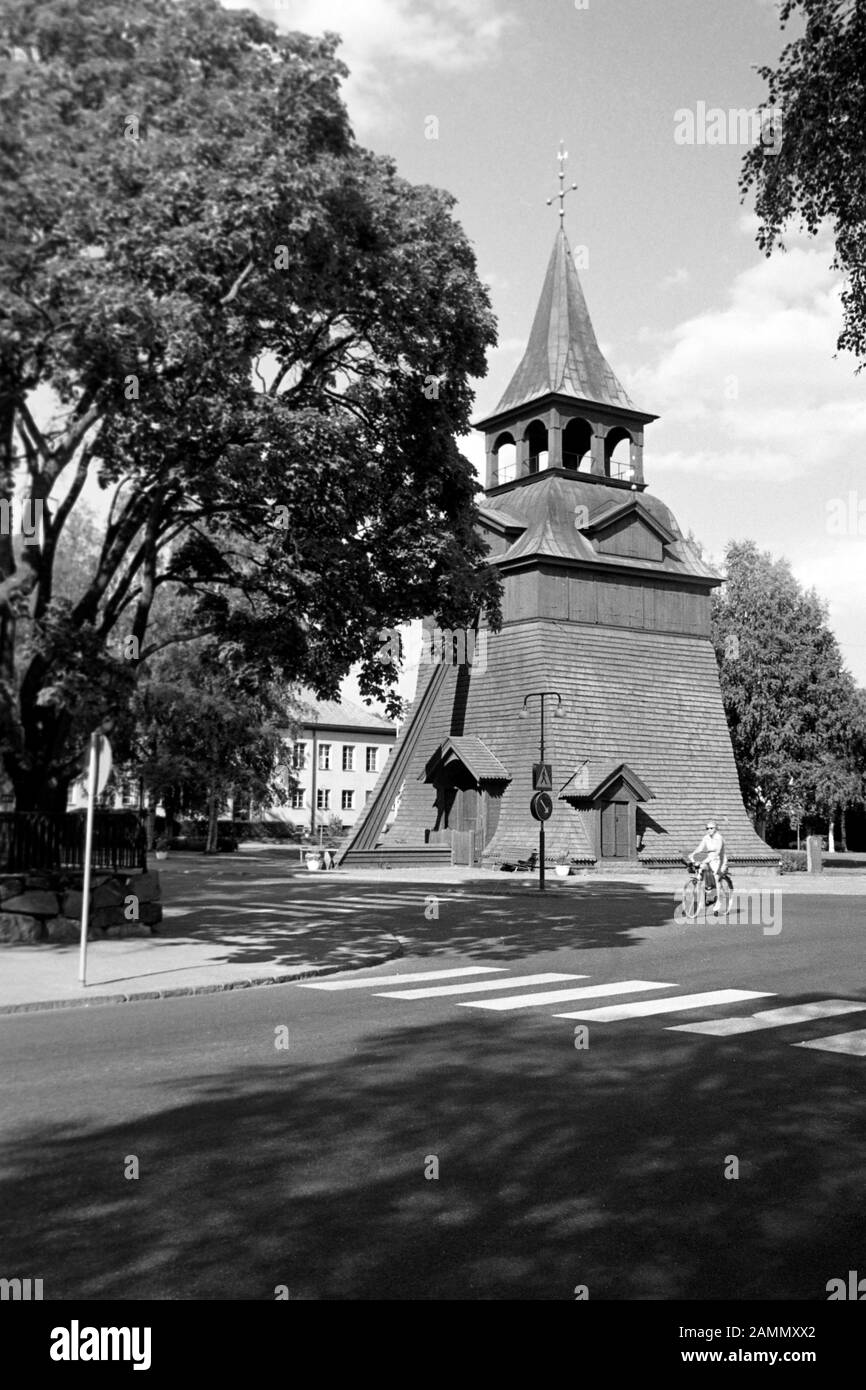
[563,417,593,470]
[525,420,549,474]
[605,426,633,480]
[493,432,517,485]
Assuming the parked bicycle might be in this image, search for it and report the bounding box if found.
[681,856,734,921]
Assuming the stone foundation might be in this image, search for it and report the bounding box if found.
[0,869,162,943]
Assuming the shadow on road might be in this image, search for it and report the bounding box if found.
[154,878,683,967]
[2,991,863,1300]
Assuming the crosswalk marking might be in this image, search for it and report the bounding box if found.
[668,1000,866,1036]
[299,967,506,991]
[459,980,675,1012]
[376,973,585,1000]
[554,988,773,1022]
[793,1030,866,1057]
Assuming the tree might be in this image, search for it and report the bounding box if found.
[125,640,292,854]
[711,539,863,839]
[741,0,866,362]
[0,0,501,812]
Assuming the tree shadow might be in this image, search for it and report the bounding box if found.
[153,873,679,968]
[2,991,863,1300]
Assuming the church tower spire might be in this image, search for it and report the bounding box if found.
[476,150,656,490]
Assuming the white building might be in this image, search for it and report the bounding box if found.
[274,695,397,831]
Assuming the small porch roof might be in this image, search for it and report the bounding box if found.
[426,736,511,783]
[560,760,655,803]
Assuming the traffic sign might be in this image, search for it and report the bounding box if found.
[77,734,112,797]
[532,762,553,792]
[530,791,553,822]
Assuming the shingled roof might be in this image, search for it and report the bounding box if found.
[494,227,637,416]
[429,736,510,783]
[481,472,719,582]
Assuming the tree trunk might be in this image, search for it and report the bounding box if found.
[840,806,848,853]
[11,770,70,814]
[205,795,219,854]
[828,816,835,854]
[144,799,157,852]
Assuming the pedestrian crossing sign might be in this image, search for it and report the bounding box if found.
[533,762,553,791]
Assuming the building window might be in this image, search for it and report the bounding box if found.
[342,745,355,771]
[341,789,354,811]
[292,742,306,771]
[317,788,330,811]
[318,743,331,771]
[290,789,304,810]
[366,746,378,773]
[365,790,372,804]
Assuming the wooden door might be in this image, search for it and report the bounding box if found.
[456,786,484,862]
[600,801,630,858]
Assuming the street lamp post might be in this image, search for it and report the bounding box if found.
[521,691,563,892]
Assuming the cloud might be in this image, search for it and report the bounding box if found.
[625,223,865,479]
[659,267,691,290]
[235,0,511,130]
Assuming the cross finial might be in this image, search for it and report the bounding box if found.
[547,139,578,224]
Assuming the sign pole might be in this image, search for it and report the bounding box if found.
[78,733,99,986]
[539,696,546,892]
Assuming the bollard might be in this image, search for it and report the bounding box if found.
[805,834,823,874]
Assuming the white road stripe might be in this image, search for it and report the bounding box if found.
[794,1030,866,1057]
[459,980,674,1012]
[554,988,773,1022]
[376,973,585,1000]
[299,967,506,990]
[668,1000,866,1036]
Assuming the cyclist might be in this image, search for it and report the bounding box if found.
[689,820,728,916]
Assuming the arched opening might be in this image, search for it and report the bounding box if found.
[604,427,633,480]
[493,431,516,485]
[562,417,594,470]
[524,419,548,474]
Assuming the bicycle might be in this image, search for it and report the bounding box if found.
[681,857,733,921]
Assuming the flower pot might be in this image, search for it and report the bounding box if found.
[155,850,168,861]
[554,864,570,878]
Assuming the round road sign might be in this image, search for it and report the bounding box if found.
[530,790,553,822]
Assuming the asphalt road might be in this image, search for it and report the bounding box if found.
[2,877,864,1301]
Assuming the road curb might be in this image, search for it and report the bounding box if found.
[0,937,403,1016]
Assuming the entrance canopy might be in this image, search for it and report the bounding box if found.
[560,760,654,804]
[425,736,511,784]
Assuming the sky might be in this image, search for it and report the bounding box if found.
[55,0,866,715]
[229,0,866,704]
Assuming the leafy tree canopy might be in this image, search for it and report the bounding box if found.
[711,539,865,830]
[741,0,866,362]
[0,0,501,810]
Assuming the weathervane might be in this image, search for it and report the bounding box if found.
[547,140,578,223]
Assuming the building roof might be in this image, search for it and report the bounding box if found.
[431,735,511,783]
[493,227,638,417]
[294,692,396,736]
[480,472,719,582]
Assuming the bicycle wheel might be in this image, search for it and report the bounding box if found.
[717,875,733,917]
[681,878,702,920]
